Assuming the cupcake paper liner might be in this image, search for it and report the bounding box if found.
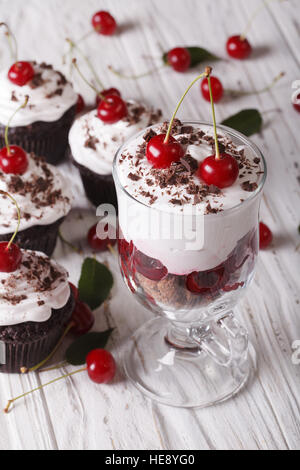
[0,217,65,257]
[71,153,118,210]
[0,105,76,165]
[0,292,75,373]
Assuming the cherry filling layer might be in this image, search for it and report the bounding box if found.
[118,228,258,306]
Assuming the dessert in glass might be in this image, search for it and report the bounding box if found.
[113,118,266,407]
[113,69,266,407]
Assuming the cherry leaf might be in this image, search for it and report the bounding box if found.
[221,109,263,137]
[78,258,113,310]
[66,330,114,365]
[163,46,219,67]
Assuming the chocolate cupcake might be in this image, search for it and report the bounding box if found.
[0,249,74,373]
[0,152,73,256]
[69,101,162,208]
[0,62,77,165]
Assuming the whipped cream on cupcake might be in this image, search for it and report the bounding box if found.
[0,249,71,326]
[0,153,73,234]
[69,101,162,175]
[0,62,77,126]
[115,120,265,274]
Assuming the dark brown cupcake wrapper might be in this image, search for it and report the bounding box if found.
[70,152,118,210]
[0,105,76,165]
[0,217,65,257]
[0,292,75,373]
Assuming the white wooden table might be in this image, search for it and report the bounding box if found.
[0,0,299,450]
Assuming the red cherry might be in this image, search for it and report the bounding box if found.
[0,145,28,175]
[198,153,239,189]
[201,76,223,103]
[70,300,95,336]
[0,242,22,273]
[87,223,117,252]
[97,94,127,124]
[186,265,225,294]
[293,93,300,112]
[92,11,117,36]
[226,35,252,60]
[133,249,168,281]
[69,282,79,301]
[96,87,121,106]
[8,61,35,86]
[86,349,116,384]
[259,222,273,249]
[146,134,185,169]
[76,94,85,114]
[167,47,191,72]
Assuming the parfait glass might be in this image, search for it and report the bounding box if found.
[113,122,266,408]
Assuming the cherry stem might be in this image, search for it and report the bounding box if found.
[240,0,285,40]
[66,38,105,90]
[21,321,75,374]
[39,361,68,373]
[58,229,83,255]
[76,29,95,44]
[5,96,29,156]
[4,367,87,413]
[164,69,209,144]
[107,244,117,256]
[0,23,18,63]
[206,68,220,161]
[0,191,21,250]
[108,63,166,80]
[226,72,285,97]
[71,58,106,101]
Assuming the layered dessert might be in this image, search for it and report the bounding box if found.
[0,249,74,373]
[115,120,264,321]
[0,152,73,256]
[0,62,77,164]
[69,101,162,208]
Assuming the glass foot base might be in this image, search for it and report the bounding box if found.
[123,317,256,408]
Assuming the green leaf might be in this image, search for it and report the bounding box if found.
[163,46,219,68]
[78,258,113,310]
[66,330,114,365]
[221,109,263,137]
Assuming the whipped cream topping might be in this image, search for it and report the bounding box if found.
[0,250,71,326]
[0,153,73,234]
[69,101,162,175]
[115,121,265,274]
[117,121,263,214]
[0,62,77,127]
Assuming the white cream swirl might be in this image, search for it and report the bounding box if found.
[0,153,73,234]
[69,101,162,175]
[0,250,71,326]
[0,62,77,126]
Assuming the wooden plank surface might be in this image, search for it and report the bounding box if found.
[0,0,299,450]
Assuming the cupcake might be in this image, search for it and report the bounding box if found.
[0,152,73,256]
[0,249,74,373]
[0,61,77,165]
[69,101,162,208]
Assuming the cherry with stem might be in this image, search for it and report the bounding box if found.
[226,0,285,59]
[0,191,22,273]
[146,68,211,168]
[109,46,191,80]
[197,68,239,188]
[4,349,116,413]
[72,59,127,124]
[0,96,29,175]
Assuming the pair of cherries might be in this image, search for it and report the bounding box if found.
[146,134,239,189]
